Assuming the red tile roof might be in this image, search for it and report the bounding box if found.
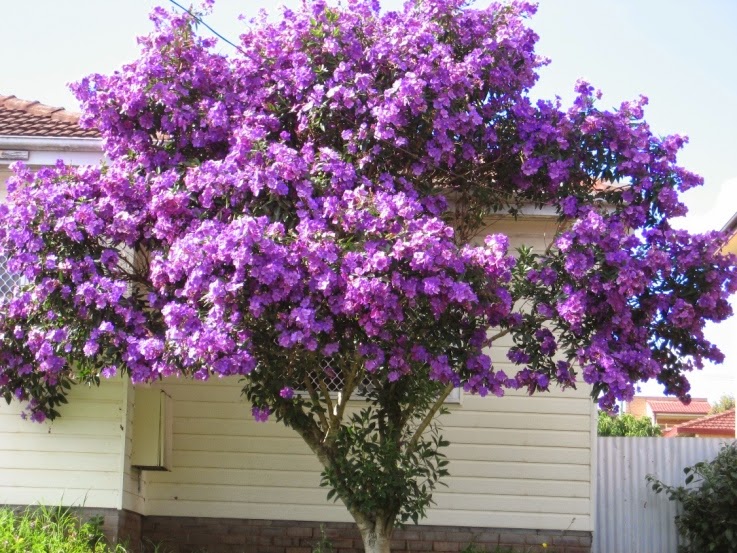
[0,95,98,138]
[647,398,711,415]
[664,409,735,437]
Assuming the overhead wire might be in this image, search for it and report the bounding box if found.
[168,0,245,54]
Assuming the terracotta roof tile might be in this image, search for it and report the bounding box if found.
[0,95,98,138]
[664,409,735,437]
[648,398,711,415]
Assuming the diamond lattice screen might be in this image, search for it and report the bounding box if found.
[0,256,20,297]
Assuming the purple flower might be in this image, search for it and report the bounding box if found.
[83,340,99,357]
[101,366,117,378]
[251,406,271,423]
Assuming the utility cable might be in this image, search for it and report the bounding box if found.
[168,0,245,54]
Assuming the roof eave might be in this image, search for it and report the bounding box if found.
[669,427,733,437]
[653,411,711,416]
[0,135,102,153]
[721,211,737,234]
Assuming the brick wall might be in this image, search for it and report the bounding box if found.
[1,505,591,553]
[140,516,592,553]
[117,508,143,546]
[70,507,143,547]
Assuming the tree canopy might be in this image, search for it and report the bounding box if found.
[0,1,734,550]
[709,394,735,414]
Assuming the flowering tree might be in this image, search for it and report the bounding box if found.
[0,1,734,551]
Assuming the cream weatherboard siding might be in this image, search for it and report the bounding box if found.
[0,380,128,509]
[122,382,146,514]
[139,368,595,532]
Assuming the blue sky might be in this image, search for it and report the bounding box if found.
[3,1,736,402]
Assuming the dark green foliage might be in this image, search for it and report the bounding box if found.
[647,443,737,553]
[597,411,662,437]
[321,405,450,526]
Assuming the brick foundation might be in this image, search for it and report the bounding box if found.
[67,507,143,548]
[2,505,592,552]
[116,508,144,546]
[140,516,592,553]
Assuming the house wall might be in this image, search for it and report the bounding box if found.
[0,141,101,170]
[0,379,128,509]
[135,217,595,534]
[624,397,649,418]
[140,373,594,533]
[121,382,146,513]
[655,415,699,430]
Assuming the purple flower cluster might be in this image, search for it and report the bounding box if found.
[0,0,733,420]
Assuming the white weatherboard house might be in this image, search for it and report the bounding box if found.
[0,96,596,553]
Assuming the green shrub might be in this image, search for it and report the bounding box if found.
[0,506,121,553]
[597,411,662,436]
[709,394,735,414]
[647,442,737,553]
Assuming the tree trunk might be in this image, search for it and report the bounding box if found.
[358,524,392,553]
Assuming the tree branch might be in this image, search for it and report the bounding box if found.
[302,374,331,437]
[489,328,511,342]
[317,377,340,441]
[406,382,454,454]
[335,356,359,426]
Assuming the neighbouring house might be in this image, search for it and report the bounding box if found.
[663,408,735,438]
[720,212,737,438]
[0,95,596,553]
[721,211,737,256]
[624,396,711,431]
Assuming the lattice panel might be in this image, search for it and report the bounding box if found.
[306,356,374,393]
[306,360,461,403]
[0,256,20,297]
[307,357,349,392]
[302,307,461,401]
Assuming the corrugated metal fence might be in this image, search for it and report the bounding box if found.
[595,437,731,553]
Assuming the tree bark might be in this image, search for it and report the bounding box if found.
[357,519,393,553]
[290,423,396,552]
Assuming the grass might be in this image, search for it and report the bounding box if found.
[0,506,129,553]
